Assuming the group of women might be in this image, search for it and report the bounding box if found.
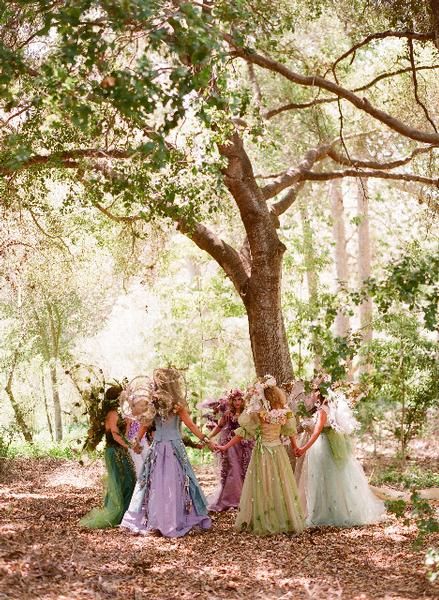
[80,368,385,537]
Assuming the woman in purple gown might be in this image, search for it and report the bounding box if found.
[120,368,213,537]
[206,389,254,512]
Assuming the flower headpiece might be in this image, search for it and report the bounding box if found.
[298,372,362,435]
[244,374,277,414]
[198,388,244,429]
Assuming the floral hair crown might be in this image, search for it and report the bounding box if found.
[244,374,277,414]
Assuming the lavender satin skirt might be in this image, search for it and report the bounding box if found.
[121,440,211,537]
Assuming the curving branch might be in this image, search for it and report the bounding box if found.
[407,38,438,133]
[331,30,435,73]
[264,65,439,120]
[300,169,439,187]
[177,220,249,295]
[91,201,141,223]
[0,148,134,176]
[228,40,439,146]
[327,145,437,170]
[93,193,250,294]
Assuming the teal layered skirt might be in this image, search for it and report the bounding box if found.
[80,446,136,529]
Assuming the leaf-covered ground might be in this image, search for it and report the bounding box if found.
[0,457,437,600]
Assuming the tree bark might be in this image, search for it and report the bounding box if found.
[211,132,294,383]
[41,367,54,442]
[243,248,293,383]
[49,362,63,442]
[329,180,351,338]
[356,179,373,374]
[5,354,33,443]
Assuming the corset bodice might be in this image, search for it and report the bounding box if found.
[153,414,182,442]
[259,422,282,444]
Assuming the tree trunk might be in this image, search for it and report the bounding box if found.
[244,246,293,383]
[299,200,321,370]
[41,367,54,442]
[50,361,63,441]
[190,131,294,384]
[356,179,373,374]
[329,180,351,338]
[5,357,33,443]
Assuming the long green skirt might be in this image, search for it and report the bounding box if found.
[80,446,136,529]
[235,443,305,536]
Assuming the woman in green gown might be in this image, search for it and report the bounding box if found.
[80,386,138,529]
[217,377,304,536]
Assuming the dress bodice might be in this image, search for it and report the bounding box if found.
[153,414,182,442]
[259,422,283,444]
[105,414,127,448]
[235,412,296,445]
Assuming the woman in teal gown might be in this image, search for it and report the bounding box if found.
[80,386,138,529]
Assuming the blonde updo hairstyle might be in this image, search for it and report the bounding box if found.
[152,367,187,421]
[264,385,287,410]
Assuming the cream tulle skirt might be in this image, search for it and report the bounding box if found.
[235,443,305,535]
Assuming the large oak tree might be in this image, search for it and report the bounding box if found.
[1,0,438,382]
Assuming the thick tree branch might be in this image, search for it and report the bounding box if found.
[228,42,439,145]
[264,65,439,120]
[177,220,249,295]
[0,148,134,176]
[327,145,437,170]
[93,195,250,294]
[261,144,332,200]
[271,182,305,217]
[300,169,439,187]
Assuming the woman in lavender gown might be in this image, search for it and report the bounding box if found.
[205,389,254,512]
[120,368,212,538]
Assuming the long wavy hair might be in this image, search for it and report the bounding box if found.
[263,385,287,410]
[149,367,187,423]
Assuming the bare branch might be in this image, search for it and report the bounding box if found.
[407,38,438,133]
[228,40,439,145]
[327,145,437,170]
[271,181,305,217]
[261,144,331,200]
[300,169,439,187]
[332,30,434,73]
[177,220,249,295]
[264,65,439,120]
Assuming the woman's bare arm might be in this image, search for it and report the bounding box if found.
[295,409,327,456]
[106,410,130,449]
[177,407,208,442]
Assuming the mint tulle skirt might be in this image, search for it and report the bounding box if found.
[80,446,136,529]
[235,443,305,536]
[296,430,385,527]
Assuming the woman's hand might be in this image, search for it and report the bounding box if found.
[294,446,306,457]
[131,440,143,454]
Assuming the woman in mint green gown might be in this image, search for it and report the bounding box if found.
[294,387,385,527]
[80,386,137,529]
[217,381,304,536]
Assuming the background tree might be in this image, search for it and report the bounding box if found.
[0,0,437,386]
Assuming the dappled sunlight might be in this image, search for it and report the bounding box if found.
[44,464,101,490]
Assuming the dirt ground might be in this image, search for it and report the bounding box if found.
[0,456,437,600]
